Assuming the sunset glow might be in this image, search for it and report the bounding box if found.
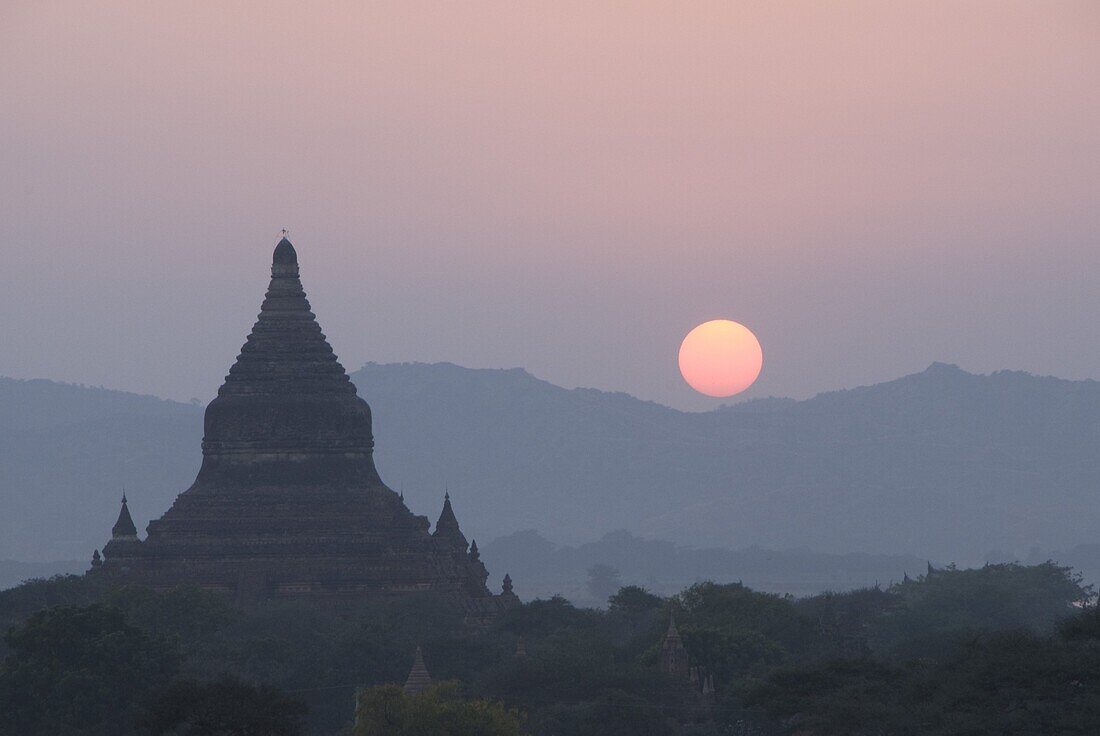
[678,320,763,398]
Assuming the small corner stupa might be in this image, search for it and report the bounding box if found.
[93,235,517,615]
[403,646,433,695]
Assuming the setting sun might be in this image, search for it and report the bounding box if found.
[678,320,763,397]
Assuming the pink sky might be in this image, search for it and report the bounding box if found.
[1,2,1098,408]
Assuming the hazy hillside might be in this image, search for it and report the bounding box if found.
[360,361,1100,563]
[0,378,202,562]
[1,363,1098,564]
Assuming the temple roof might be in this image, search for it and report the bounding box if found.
[403,646,432,694]
[432,493,468,549]
[436,493,459,531]
[112,495,138,539]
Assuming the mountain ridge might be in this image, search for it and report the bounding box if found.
[1,362,1097,563]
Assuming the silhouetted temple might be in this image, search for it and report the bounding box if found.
[658,613,716,705]
[93,237,517,617]
[659,614,690,676]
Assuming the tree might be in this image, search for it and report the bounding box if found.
[1059,604,1100,642]
[672,582,809,682]
[105,585,234,645]
[606,586,666,644]
[496,595,602,637]
[0,574,105,656]
[139,677,307,736]
[608,586,663,615]
[741,657,913,735]
[741,625,1100,735]
[577,689,672,736]
[353,682,524,736]
[0,604,180,736]
[879,561,1091,660]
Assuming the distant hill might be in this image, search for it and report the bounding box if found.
[358,361,1100,563]
[1,362,1098,563]
[0,378,202,562]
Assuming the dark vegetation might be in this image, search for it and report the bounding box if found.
[0,561,1095,735]
[352,682,524,736]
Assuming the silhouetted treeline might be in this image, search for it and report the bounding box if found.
[482,529,932,604]
[0,561,1093,735]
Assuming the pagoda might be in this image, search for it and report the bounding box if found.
[94,236,515,615]
[659,614,690,676]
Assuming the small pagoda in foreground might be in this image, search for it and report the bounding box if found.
[93,236,518,617]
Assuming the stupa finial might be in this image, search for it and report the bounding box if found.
[271,233,299,276]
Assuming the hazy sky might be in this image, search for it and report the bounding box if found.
[1,2,1098,410]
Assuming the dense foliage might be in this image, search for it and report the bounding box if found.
[139,677,308,736]
[742,629,1100,735]
[0,561,1093,735]
[353,682,523,736]
[0,604,179,735]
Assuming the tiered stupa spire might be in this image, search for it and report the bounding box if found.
[197,235,380,487]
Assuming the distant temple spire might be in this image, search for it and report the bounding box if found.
[659,612,690,676]
[403,646,433,695]
[436,493,458,530]
[111,494,138,540]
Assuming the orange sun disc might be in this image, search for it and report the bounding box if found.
[678,320,763,397]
